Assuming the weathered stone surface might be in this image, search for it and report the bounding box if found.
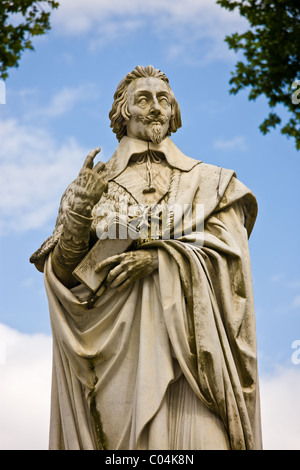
[30,65,262,450]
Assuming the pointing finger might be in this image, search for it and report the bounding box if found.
[83,147,101,169]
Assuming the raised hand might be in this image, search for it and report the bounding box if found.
[72,147,108,217]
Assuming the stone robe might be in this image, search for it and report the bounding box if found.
[31,136,262,450]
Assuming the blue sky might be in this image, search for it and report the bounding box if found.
[0,0,300,450]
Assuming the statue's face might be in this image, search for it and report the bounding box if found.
[125,77,173,144]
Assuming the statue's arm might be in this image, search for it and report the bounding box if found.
[51,210,94,287]
[51,148,108,287]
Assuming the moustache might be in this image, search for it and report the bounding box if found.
[133,114,169,125]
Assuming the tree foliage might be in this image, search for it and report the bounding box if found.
[0,1,59,80]
[217,0,300,149]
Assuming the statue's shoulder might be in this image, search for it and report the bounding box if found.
[196,161,256,204]
[199,162,257,236]
[186,159,236,189]
[198,161,234,177]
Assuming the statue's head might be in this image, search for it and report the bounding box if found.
[109,65,182,144]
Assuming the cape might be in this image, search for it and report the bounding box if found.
[31,137,262,450]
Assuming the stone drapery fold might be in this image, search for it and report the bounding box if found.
[43,167,261,450]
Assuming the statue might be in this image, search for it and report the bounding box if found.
[30,65,262,450]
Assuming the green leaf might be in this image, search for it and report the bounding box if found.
[218,0,300,149]
[0,1,59,80]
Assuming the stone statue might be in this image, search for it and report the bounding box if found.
[30,65,262,450]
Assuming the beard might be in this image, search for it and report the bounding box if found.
[133,113,169,144]
[150,123,163,144]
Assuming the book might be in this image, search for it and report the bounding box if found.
[72,218,138,293]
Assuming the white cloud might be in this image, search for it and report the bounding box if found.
[88,19,144,52]
[269,274,300,311]
[53,0,244,32]
[292,295,300,309]
[260,367,300,450]
[0,118,93,234]
[52,0,247,63]
[1,322,300,450]
[0,79,6,104]
[270,273,300,290]
[213,135,247,152]
[0,323,52,450]
[288,280,300,290]
[27,84,100,119]
[270,273,287,284]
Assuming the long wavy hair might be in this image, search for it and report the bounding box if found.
[109,65,182,142]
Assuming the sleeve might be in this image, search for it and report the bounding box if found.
[29,181,77,272]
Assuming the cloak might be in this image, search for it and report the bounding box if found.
[31,137,262,450]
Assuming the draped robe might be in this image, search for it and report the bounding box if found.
[30,136,262,450]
